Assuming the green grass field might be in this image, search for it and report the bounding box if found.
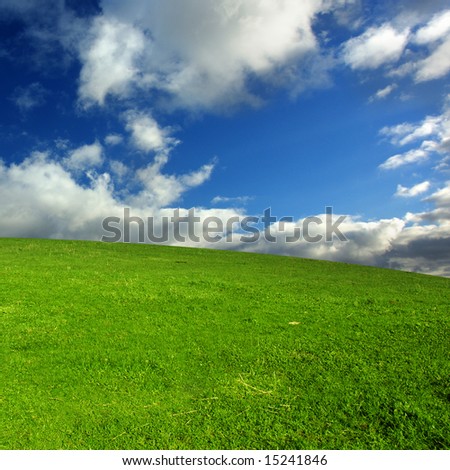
[1,238,449,450]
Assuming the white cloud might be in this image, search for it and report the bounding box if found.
[238,214,406,268]
[65,141,103,170]
[180,162,216,188]
[413,9,450,44]
[342,23,409,70]
[415,35,450,82]
[104,134,123,146]
[380,122,416,144]
[395,181,431,197]
[379,9,450,84]
[424,182,450,214]
[78,16,145,106]
[109,159,128,175]
[369,84,397,102]
[387,182,450,276]
[379,148,429,170]
[125,112,179,153]
[381,115,443,146]
[131,156,216,208]
[400,117,442,146]
[0,138,217,238]
[400,181,450,227]
[379,101,450,170]
[0,152,118,240]
[77,0,329,110]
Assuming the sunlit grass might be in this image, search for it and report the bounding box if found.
[1,238,449,449]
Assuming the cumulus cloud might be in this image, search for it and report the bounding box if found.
[108,160,129,181]
[65,141,103,170]
[104,134,123,146]
[413,9,450,45]
[426,182,450,207]
[342,23,409,70]
[131,156,215,208]
[0,141,216,236]
[125,112,179,154]
[381,116,443,146]
[180,162,216,188]
[338,8,450,84]
[63,0,447,107]
[379,100,450,170]
[237,214,406,268]
[76,0,331,110]
[240,187,450,276]
[415,36,450,82]
[385,183,450,276]
[382,9,450,83]
[0,152,118,240]
[395,181,431,197]
[409,182,450,224]
[78,16,145,106]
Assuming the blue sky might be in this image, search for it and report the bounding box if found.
[1,0,450,275]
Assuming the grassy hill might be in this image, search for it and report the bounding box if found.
[1,238,449,450]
